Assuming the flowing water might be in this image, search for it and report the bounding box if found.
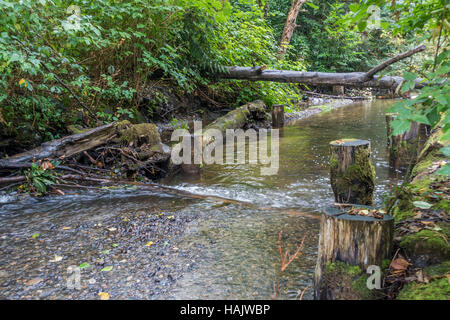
[0,99,403,300]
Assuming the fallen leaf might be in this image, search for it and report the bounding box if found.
[412,201,433,209]
[41,160,54,171]
[54,189,65,195]
[98,292,110,300]
[26,278,43,286]
[62,227,71,230]
[18,78,27,88]
[49,255,63,262]
[31,233,40,239]
[78,263,91,269]
[101,266,113,272]
[145,241,154,247]
[390,258,410,271]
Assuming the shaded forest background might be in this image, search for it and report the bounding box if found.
[0,0,447,155]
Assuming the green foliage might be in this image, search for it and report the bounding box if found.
[24,162,58,194]
[344,1,449,177]
[170,117,189,130]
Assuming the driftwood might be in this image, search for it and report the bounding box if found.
[222,45,426,90]
[0,121,171,184]
[0,123,118,167]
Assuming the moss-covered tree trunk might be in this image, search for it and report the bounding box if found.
[330,139,376,205]
[386,113,430,170]
[169,100,268,175]
[314,207,394,300]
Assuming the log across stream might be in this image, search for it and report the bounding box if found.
[0,100,405,299]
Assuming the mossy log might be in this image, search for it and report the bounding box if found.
[0,121,168,170]
[272,104,284,128]
[330,139,376,205]
[314,206,394,300]
[202,100,267,140]
[386,113,430,170]
[170,100,268,174]
[0,123,118,167]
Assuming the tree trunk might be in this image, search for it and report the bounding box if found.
[314,206,394,300]
[221,45,427,90]
[222,68,426,89]
[330,139,375,205]
[278,0,307,59]
[386,113,430,170]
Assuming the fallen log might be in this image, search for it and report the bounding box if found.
[0,122,118,166]
[221,45,426,90]
[169,100,269,174]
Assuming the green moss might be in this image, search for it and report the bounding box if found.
[411,151,442,180]
[397,278,450,300]
[424,261,450,276]
[382,259,391,270]
[323,261,380,300]
[330,145,375,205]
[351,274,378,300]
[119,123,161,146]
[325,261,362,276]
[434,199,450,211]
[400,229,449,261]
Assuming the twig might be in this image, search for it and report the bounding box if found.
[299,285,309,300]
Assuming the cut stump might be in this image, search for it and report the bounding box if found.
[272,104,285,128]
[330,139,375,205]
[385,113,429,170]
[314,206,394,300]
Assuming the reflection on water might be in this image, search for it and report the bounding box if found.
[0,99,403,300]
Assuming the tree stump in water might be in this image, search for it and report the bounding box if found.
[272,104,284,128]
[330,139,375,205]
[181,135,201,175]
[314,206,394,300]
[332,85,344,96]
[385,113,429,170]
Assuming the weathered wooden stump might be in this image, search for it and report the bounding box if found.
[181,135,201,175]
[386,113,429,169]
[330,139,375,205]
[314,206,394,300]
[332,85,344,96]
[272,104,284,128]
